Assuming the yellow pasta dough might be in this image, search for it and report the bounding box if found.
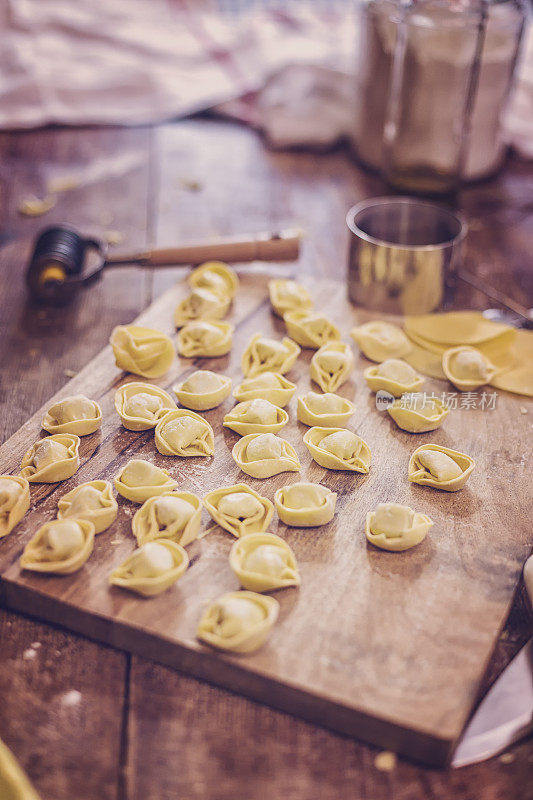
[20,434,80,483]
[203,483,274,538]
[174,287,230,328]
[241,334,300,378]
[297,391,354,428]
[42,394,102,436]
[229,533,300,592]
[365,503,433,551]
[155,409,214,457]
[0,475,30,538]
[232,433,300,479]
[274,482,337,526]
[172,370,232,411]
[109,539,189,597]
[408,444,475,492]
[364,359,424,397]
[232,372,296,408]
[0,736,42,800]
[188,261,239,298]
[115,382,176,431]
[110,325,175,378]
[283,310,340,349]
[20,518,95,574]
[223,399,289,436]
[387,393,449,433]
[114,459,178,503]
[177,321,233,358]
[197,590,279,653]
[442,346,497,391]
[310,342,354,393]
[351,321,411,362]
[490,330,533,397]
[303,427,371,473]
[132,491,201,547]
[268,279,313,317]
[405,311,512,347]
[57,480,118,534]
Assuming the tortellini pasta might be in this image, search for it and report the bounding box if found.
[232,372,296,408]
[42,394,102,436]
[442,346,497,391]
[110,325,175,378]
[303,427,371,473]
[365,503,433,551]
[223,399,289,436]
[232,433,300,479]
[283,311,340,349]
[310,342,354,393]
[20,519,95,574]
[387,393,449,433]
[229,533,300,592]
[114,382,176,431]
[114,459,178,503]
[297,391,355,428]
[132,491,201,547]
[0,475,30,538]
[408,444,475,492]
[197,590,279,653]
[172,370,232,411]
[155,409,215,457]
[203,483,274,538]
[274,482,337,527]
[188,261,239,299]
[20,434,80,483]
[241,334,300,378]
[57,480,118,533]
[364,359,424,397]
[177,321,233,358]
[268,279,313,317]
[174,287,230,328]
[351,321,411,362]
[109,540,189,597]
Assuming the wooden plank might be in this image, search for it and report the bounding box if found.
[0,271,530,766]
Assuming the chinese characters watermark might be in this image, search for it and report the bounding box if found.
[375,390,498,412]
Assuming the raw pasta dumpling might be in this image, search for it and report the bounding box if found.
[188,261,239,299]
[310,342,354,393]
[351,321,411,362]
[110,325,175,378]
[57,480,118,534]
[268,279,312,317]
[20,434,80,483]
[173,370,232,411]
[229,533,300,592]
[233,433,300,479]
[174,287,230,328]
[197,590,279,653]
[20,519,95,574]
[114,459,178,503]
[0,475,30,538]
[442,346,497,391]
[364,359,424,397]
[284,311,340,349]
[177,321,233,357]
[365,503,433,551]
[42,394,102,436]
[274,482,337,526]
[110,540,189,597]
[297,391,354,428]
[241,334,300,378]
[115,382,176,431]
[203,483,274,538]
[408,444,475,492]
[155,409,214,456]
[233,372,296,408]
[303,427,371,473]
[223,399,289,436]
[132,491,201,546]
[388,393,449,433]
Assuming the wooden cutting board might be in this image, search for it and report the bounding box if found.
[0,273,531,766]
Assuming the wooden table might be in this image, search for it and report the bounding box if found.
[0,119,531,800]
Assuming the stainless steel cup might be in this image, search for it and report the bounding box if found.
[346,197,467,314]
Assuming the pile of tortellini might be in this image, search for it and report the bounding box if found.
[8,264,511,658]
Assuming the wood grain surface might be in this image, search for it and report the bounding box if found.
[0,118,532,799]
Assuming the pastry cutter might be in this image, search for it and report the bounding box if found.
[26,225,301,305]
